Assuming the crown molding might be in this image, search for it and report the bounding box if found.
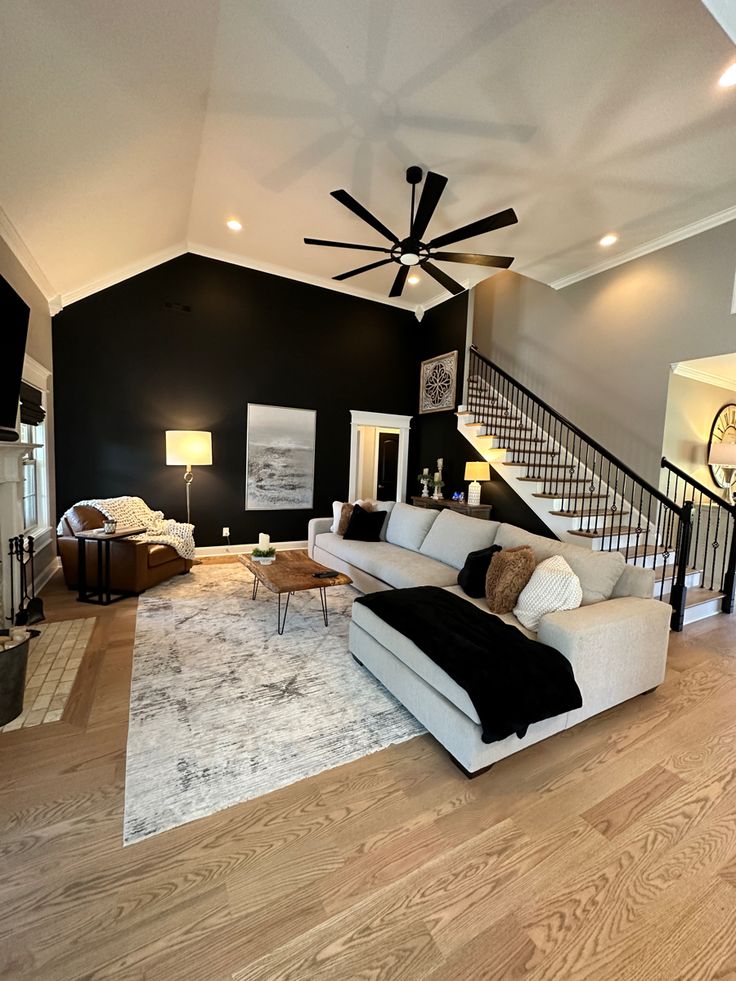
[187,241,424,313]
[672,360,736,394]
[22,353,52,391]
[59,242,188,309]
[549,204,736,291]
[0,205,57,309]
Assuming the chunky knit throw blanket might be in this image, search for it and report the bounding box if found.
[59,496,196,561]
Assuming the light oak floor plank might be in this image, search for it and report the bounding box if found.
[1,569,736,980]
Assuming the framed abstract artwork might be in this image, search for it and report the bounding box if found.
[245,404,316,510]
[419,350,458,414]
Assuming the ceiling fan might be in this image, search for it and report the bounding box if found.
[305,166,518,298]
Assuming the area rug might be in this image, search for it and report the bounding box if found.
[123,563,424,844]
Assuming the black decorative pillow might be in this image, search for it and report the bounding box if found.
[344,504,385,542]
[457,544,501,598]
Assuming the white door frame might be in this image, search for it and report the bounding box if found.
[349,410,413,502]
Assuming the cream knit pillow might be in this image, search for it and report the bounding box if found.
[513,554,583,631]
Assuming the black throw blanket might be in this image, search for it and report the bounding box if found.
[355,586,582,744]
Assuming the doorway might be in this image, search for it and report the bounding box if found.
[348,410,413,502]
[376,432,399,499]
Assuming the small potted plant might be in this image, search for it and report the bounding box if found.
[251,545,276,564]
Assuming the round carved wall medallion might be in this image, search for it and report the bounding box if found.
[708,403,736,489]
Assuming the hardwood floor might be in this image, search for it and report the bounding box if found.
[2,568,736,980]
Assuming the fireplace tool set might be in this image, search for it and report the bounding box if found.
[6,535,45,626]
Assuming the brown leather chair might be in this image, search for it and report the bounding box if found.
[57,505,193,594]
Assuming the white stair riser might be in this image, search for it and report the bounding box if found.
[656,569,705,600]
[684,600,723,625]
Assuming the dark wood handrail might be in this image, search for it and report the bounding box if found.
[469,346,687,517]
[661,456,736,513]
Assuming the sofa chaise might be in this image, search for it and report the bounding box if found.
[308,503,670,775]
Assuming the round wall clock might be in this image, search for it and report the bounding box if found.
[707,403,736,489]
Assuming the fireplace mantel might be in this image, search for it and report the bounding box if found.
[0,442,39,622]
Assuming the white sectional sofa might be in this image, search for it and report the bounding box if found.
[308,503,671,775]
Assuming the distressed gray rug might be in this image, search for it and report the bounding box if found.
[124,562,423,844]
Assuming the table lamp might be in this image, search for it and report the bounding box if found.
[166,430,212,523]
[464,461,490,506]
[708,441,736,504]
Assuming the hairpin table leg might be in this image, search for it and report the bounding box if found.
[252,577,259,600]
[319,587,329,627]
[277,591,290,635]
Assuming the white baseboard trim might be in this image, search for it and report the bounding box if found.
[36,556,61,593]
[194,540,308,558]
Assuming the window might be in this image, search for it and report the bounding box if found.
[20,421,42,532]
[18,360,51,543]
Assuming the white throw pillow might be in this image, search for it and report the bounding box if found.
[513,554,583,631]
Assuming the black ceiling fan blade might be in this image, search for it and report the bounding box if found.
[422,260,465,296]
[431,251,514,268]
[331,189,399,244]
[389,265,410,298]
[333,258,395,281]
[411,171,448,241]
[304,238,391,253]
[427,207,518,249]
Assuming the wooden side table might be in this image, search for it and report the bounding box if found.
[411,496,492,520]
[75,526,147,605]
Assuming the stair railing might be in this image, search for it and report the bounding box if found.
[467,347,693,630]
[661,457,736,615]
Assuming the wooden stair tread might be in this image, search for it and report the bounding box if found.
[653,564,700,583]
[503,462,582,470]
[551,507,630,517]
[569,524,644,538]
[685,587,724,608]
[625,544,668,558]
[518,477,599,485]
[533,491,609,500]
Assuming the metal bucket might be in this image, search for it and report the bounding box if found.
[0,631,32,726]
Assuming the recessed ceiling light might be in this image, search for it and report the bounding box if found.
[719,63,736,88]
[407,274,420,285]
[226,218,242,231]
[599,233,618,247]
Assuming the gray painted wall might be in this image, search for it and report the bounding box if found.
[473,219,736,486]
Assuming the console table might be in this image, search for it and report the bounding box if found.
[411,496,492,520]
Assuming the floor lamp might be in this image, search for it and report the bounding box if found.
[166,430,212,524]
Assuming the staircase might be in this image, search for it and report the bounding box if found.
[459,348,736,630]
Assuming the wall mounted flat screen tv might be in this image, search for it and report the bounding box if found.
[0,273,30,440]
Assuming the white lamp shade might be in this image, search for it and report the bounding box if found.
[464,461,491,481]
[166,430,212,466]
[708,441,736,466]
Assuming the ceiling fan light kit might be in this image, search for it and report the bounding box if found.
[305,166,518,298]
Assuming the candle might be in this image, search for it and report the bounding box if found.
[423,467,429,475]
[434,472,440,482]
[437,458,443,470]
[258,533,270,549]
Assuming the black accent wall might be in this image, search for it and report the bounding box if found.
[53,254,416,545]
[410,294,555,538]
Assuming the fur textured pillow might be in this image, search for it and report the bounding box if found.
[485,546,536,614]
[514,554,583,631]
[337,500,374,536]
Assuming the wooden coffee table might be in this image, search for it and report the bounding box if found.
[237,550,352,634]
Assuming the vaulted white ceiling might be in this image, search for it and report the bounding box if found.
[1,0,735,313]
